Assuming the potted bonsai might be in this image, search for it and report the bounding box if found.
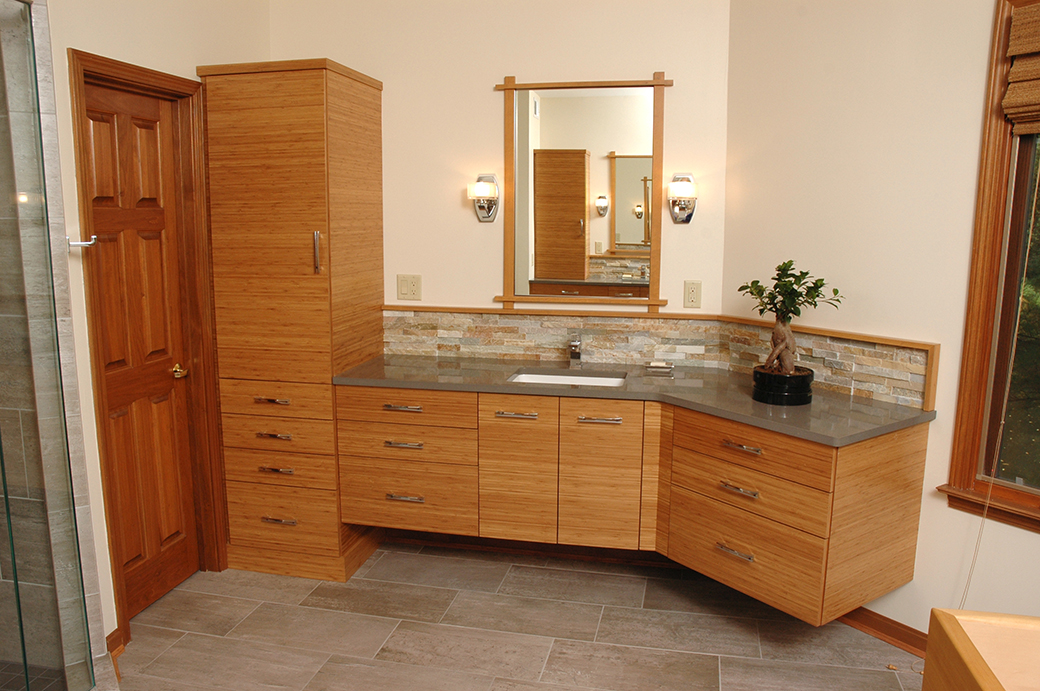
[737,260,843,405]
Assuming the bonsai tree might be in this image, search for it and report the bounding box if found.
[737,260,843,375]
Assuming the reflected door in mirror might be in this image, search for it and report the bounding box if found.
[534,149,590,280]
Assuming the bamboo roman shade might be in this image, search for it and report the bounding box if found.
[1003,3,1040,133]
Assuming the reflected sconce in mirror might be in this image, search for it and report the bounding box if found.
[634,204,644,219]
[467,174,500,222]
[595,195,609,216]
[667,174,697,223]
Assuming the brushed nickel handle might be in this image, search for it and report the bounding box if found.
[616,292,635,297]
[171,363,189,379]
[579,218,584,232]
[253,396,291,405]
[722,440,763,455]
[313,231,321,274]
[67,235,97,250]
[577,416,623,424]
[386,493,425,503]
[561,290,579,295]
[256,432,293,440]
[383,404,424,413]
[495,411,538,419]
[716,542,755,562]
[719,481,760,500]
[257,466,295,475]
[261,516,297,526]
[384,440,424,449]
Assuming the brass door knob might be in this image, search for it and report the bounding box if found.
[172,363,188,379]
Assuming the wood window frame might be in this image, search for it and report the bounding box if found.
[941,0,1040,533]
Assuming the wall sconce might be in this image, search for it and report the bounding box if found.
[666,174,697,223]
[595,195,609,217]
[634,204,644,219]
[467,174,499,222]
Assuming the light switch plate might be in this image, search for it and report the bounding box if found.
[397,274,422,300]
[684,280,702,308]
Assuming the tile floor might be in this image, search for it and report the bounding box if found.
[0,662,65,691]
[114,543,925,691]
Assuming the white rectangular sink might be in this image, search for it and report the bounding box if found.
[507,372,627,387]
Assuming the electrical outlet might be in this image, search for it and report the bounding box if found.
[397,274,422,300]
[684,280,702,309]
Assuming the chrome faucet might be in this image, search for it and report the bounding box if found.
[569,335,582,367]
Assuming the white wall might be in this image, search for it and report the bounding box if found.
[724,0,1040,631]
[267,0,731,312]
[46,0,271,634]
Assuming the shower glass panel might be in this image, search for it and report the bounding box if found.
[1,1,94,689]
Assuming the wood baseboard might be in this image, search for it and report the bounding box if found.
[106,630,125,681]
[839,607,927,658]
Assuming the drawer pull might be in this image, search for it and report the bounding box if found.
[384,440,425,449]
[716,542,755,563]
[722,439,763,455]
[495,411,539,420]
[383,404,424,413]
[561,290,579,295]
[253,396,291,406]
[616,292,635,297]
[577,416,623,424]
[386,493,425,503]
[719,481,760,500]
[261,516,298,526]
[257,466,295,475]
[256,432,293,440]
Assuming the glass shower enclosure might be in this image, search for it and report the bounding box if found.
[1,0,94,689]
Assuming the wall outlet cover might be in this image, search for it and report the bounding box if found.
[397,274,422,300]
[684,280,702,309]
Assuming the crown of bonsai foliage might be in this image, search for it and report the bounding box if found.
[737,260,843,323]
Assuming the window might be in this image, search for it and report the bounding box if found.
[943,0,1040,531]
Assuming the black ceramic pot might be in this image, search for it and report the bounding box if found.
[752,365,814,406]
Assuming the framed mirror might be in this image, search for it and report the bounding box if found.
[496,74,671,311]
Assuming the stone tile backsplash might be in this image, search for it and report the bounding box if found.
[384,311,931,409]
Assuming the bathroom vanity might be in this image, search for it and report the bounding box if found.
[331,355,934,627]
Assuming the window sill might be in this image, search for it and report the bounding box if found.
[938,484,1040,534]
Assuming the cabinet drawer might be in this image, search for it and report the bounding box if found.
[226,481,341,555]
[220,379,333,420]
[338,421,477,466]
[673,408,836,492]
[339,457,478,535]
[669,484,827,625]
[336,387,477,429]
[672,446,832,538]
[223,447,336,490]
[221,413,335,455]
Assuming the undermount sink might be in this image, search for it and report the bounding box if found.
[507,371,627,388]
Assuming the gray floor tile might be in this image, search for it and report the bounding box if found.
[375,620,553,682]
[141,633,330,691]
[118,623,186,676]
[498,566,646,607]
[490,679,604,690]
[720,656,904,691]
[301,579,458,623]
[758,619,921,671]
[441,591,602,640]
[307,655,494,691]
[596,606,761,656]
[226,602,398,657]
[175,568,321,605]
[378,542,423,553]
[132,589,261,636]
[117,676,223,691]
[541,639,720,691]
[643,574,791,619]
[419,545,550,567]
[898,670,925,691]
[364,551,512,592]
[352,551,385,579]
[543,557,683,580]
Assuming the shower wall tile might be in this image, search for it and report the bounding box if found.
[3,581,63,668]
[0,407,28,498]
[85,591,108,655]
[0,14,35,116]
[0,314,34,410]
[73,504,99,596]
[0,496,55,587]
[0,218,25,315]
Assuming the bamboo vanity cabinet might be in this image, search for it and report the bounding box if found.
[200,58,384,581]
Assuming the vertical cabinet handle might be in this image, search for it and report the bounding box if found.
[313,231,321,274]
[716,542,755,562]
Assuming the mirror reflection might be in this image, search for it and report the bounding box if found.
[514,87,654,298]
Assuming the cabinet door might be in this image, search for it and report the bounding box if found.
[534,149,590,280]
[558,398,644,549]
[478,394,560,543]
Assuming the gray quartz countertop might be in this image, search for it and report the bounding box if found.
[333,355,936,448]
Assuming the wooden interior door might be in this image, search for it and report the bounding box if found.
[534,149,590,280]
[78,83,199,626]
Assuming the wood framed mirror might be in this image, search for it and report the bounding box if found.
[495,73,671,312]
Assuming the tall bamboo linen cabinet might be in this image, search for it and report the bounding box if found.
[199,59,384,580]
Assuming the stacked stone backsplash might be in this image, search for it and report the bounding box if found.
[383,311,930,409]
[587,256,650,281]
